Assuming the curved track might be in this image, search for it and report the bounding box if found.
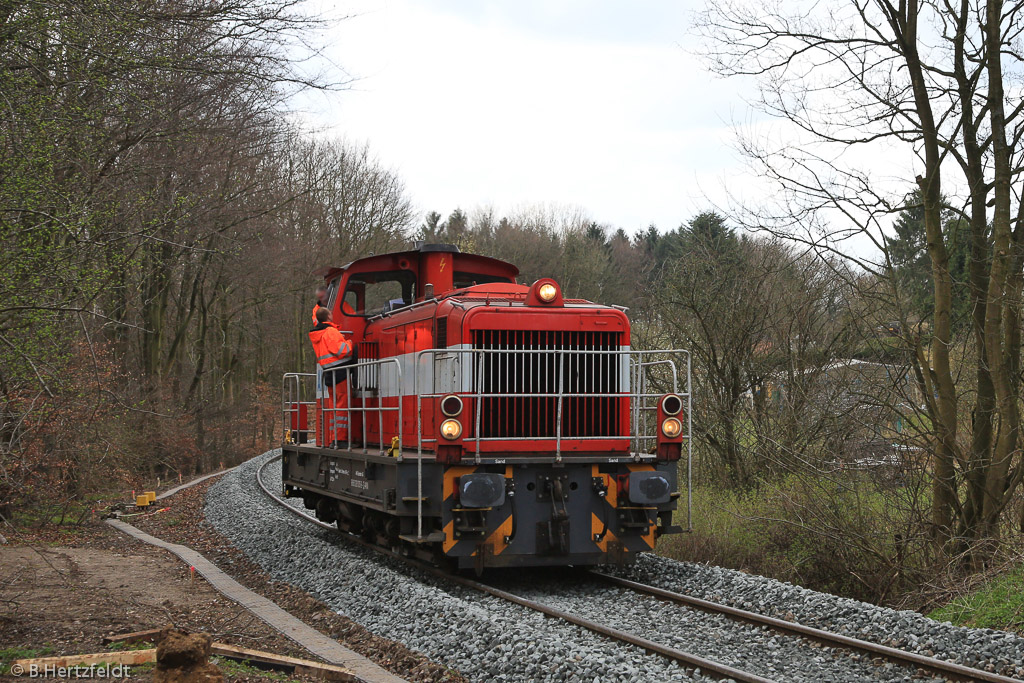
[254,454,1022,683]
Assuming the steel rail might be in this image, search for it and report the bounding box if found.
[589,572,1024,683]
[254,455,774,683]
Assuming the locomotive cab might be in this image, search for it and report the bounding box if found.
[315,243,518,344]
[281,243,691,570]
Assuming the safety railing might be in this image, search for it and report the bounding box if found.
[282,373,317,444]
[412,348,691,462]
[321,357,403,455]
[285,348,693,540]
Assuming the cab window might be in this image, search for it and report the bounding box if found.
[325,277,340,308]
[342,271,417,317]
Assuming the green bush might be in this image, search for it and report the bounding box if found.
[660,474,934,604]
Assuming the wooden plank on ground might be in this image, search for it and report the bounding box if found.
[101,627,165,646]
[13,649,157,669]
[211,643,359,681]
[97,628,358,681]
[14,643,356,682]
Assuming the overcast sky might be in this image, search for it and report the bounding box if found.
[295,0,760,235]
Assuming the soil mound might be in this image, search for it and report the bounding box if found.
[154,628,223,683]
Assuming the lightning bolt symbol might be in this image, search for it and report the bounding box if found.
[439,257,446,272]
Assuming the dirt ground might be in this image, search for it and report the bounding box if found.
[0,475,463,683]
[0,542,317,682]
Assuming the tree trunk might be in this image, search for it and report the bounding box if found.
[978,0,1020,545]
[885,0,958,540]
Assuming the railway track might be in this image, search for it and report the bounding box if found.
[254,454,1022,683]
[587,572,1022,683]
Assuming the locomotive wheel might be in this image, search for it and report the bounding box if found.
[315,498,337,523]
[360,510,379,543]
[336,501,363,534]
[383,517,400,543]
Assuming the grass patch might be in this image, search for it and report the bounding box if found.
[10,501,95,528]
[105,640,156,652]
[930,565,1024,632]
[0,646,55,674]
[211,656,297,680]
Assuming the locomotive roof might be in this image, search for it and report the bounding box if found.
[315,243,520,279]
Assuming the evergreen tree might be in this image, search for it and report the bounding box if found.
[884,190,974,327]
[445,208,468,236]
[419,211,443,240]
[688,211,732,243]
[585,222,607,245]
[884,192,932,319]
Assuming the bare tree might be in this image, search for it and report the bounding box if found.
[696,0,1024,553]
[646,217,860,485]
[281,138,414,264]
[0,0,333,511]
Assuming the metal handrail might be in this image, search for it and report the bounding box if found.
[321,357,403,455]
[282,373,317,442]
[412,347,689,451]
[410,347,692,538]
[285,347,692,540]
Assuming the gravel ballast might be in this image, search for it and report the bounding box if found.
[505,576,944,682]
[206,451,702,682]
[206,451,1024,682]
[619,555,1024,679]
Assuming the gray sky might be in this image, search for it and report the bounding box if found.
[297,0,760,234]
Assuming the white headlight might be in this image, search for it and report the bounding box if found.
[440,419,462,440]
[662,418,682,438]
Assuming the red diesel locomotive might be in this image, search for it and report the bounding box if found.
[281,243,691,570]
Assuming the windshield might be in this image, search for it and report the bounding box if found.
[342,270,417,317]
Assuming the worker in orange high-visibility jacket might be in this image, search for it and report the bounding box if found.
[310,306,352,385]
[310,306,353,446]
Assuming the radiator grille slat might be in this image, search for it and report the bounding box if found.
[357,341,379,390]
[472,329,621,438]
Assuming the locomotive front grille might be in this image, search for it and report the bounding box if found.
[471,329,622,439]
